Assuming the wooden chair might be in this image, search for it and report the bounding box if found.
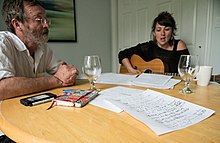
[119,54,168,74]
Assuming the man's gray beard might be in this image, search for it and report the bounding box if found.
[38,34,49,46]
[25,32,48,48]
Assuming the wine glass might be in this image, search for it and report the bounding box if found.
[82,55,102,90]
[178,55,199,94]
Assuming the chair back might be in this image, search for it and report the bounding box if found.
[119,54,168,74]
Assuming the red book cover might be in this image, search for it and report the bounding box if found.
[49,89,99,108]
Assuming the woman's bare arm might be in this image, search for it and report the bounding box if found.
[121,58,141,74]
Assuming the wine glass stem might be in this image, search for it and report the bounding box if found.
[185,81,190,89]
[89,80,96,90]
[184,78,192,93]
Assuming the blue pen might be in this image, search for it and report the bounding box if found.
[63,89,75,93]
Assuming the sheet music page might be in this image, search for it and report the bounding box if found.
[96,73,136,85]
[96,73,179,89]
[131,73,172,85]
[132,78,181,89]
[90,86,144,113]
[105,87,215,135]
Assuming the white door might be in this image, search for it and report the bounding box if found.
[113,0,212,72]
[180,0,212,65]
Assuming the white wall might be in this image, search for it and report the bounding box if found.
[210,0,220,74]
[1,0,219,75]
[0,0,112,74]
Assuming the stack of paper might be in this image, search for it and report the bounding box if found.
[96,73,135,85]
[130,73,180,89]
[90,86,215,135]
[96,73,180,89]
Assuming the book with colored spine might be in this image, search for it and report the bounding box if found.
[47,89,99,109]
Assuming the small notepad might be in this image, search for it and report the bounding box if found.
[47,89,99,109]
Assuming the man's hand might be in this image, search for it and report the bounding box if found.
[54,63,79,86]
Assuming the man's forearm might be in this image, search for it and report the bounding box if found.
[0,76,62,100]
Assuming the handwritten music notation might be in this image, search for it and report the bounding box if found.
[104,86,215,135]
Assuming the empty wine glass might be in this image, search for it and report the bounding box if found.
[82,55,102,90]
[178,55,199,94]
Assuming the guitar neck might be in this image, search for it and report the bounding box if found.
[162,72,179,76]
[210,75,220,82]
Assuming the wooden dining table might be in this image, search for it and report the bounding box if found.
[0,79,220,143]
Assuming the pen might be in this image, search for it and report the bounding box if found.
[63,89,74,93]
[136,74,140,78]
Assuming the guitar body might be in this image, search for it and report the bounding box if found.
[120,55,220,79]
[120,54,168,74]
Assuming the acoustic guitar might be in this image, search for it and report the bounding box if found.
[120,54,178,76]
[210,74,220,83]
[120,54,220,83]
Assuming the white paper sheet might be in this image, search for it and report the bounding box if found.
[131,78,181,89]
[106,87,215,135]
[90,86,144,113]
[90,99,123,113]
[131,73,172,85]
[0,131,3,136]
[96,73,135,85]
[96,73,180,89]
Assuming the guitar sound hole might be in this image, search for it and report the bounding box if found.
[144,69,152,73]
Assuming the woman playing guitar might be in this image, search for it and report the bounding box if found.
[118,11,189,74]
